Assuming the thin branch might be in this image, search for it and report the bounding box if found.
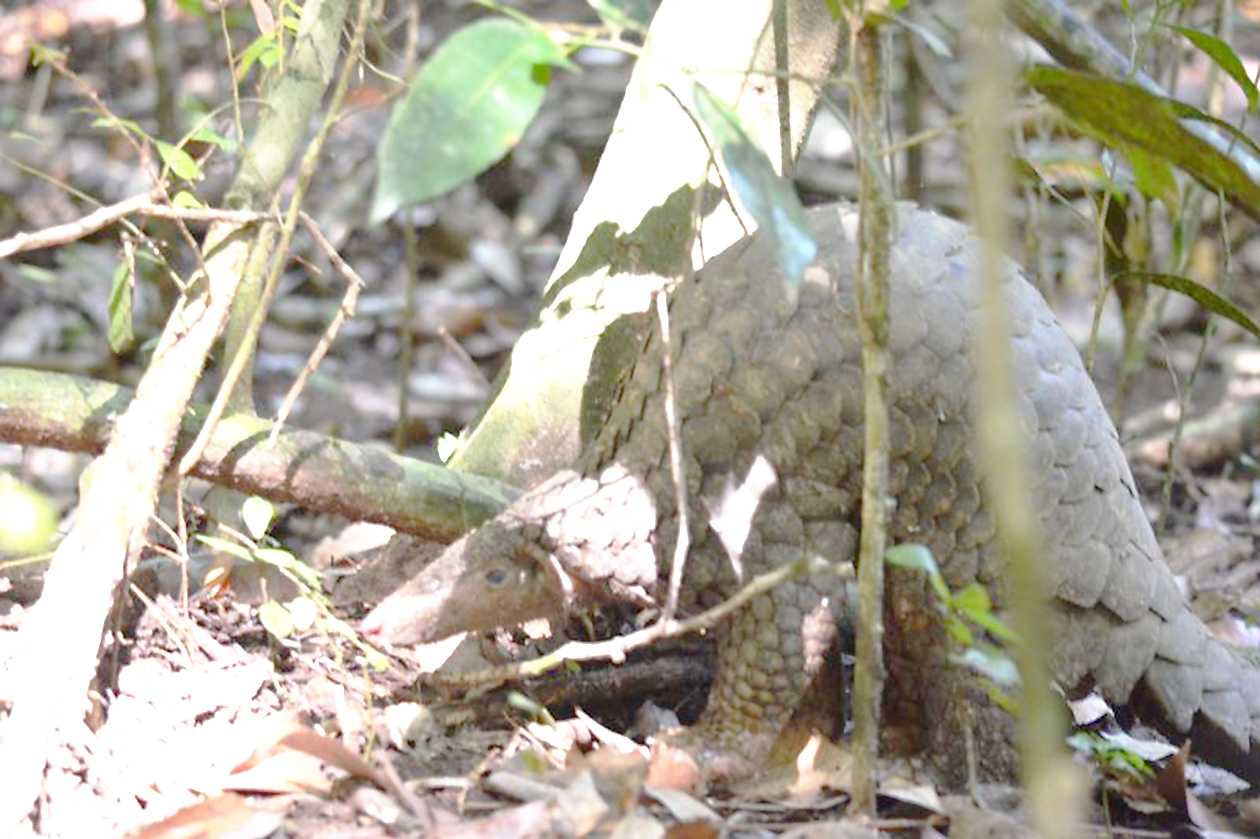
[429,556,852,690]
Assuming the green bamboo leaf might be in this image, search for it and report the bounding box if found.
[372,18,573,222]
[1111,271,1260,341]
[1027,66,1260,217]
[693,84,817,293]
[1168,24,1258,112]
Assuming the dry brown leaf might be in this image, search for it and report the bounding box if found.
[126,792,282,839]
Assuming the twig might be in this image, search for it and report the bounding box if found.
[655,290,691,621]
[268,214,368,442]
[429,555,852,691]
[850,15,894,818]
[0,195,274,260]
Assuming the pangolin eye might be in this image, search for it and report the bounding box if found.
[485,568,510,587]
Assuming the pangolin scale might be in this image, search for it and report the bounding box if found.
[363,204,1260,785]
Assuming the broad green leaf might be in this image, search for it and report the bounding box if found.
[1111,271,1260,341]
[241,495,274,540]
[1125,146,1179,214]
[371,19,572,222]
[693,83,817,293]
[258,600,294,639]
[0,473,58,555]
[156,140,202,181]
[107,261,135,354]
[1027,66,1260,217]
[1168,24,1258,112]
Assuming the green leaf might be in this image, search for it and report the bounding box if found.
[885,543,938,574]
[944,616,975,647]
[693,83,817,294]
[29,44,67,67]
[195,534,255,562]
[236,32,282,81]
[968,608,1020,645]
[1017,155,1125,197]
[371,18,573,222]
[1027,65,1260,217]
[0,473,59,555]
[1111,271,1260,341]
[241,495,274,540]
[255,547,322,589]
[107,261,135,354]
[1168,24,1258,112]
[1125,146,1179,214]
[172,190,205,209]
[286,596,319,632]
[156,140,202,181]
[92,115,143,136]
[885,543,949,602]
[506,690,556,724]
[586,0,654,35]
[950,582,992,618]
[189,126,238,154]
[953,646,1020,687]
[258,600,295,639]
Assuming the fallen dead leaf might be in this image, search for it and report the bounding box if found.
[126,792,283,839]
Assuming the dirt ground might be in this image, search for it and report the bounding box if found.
[4,1,1260,836]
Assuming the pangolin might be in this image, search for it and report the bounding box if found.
[362,203,1260,785]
